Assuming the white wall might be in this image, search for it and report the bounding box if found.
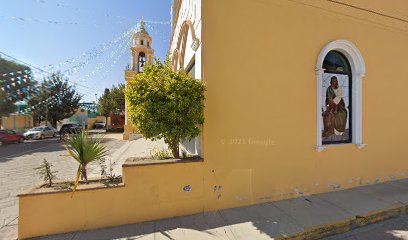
[170,0,202,157]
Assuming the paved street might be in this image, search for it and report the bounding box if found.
[0,133,128,240]
[324,215,408,240]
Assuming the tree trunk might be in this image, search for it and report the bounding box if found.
[52,119,57,129]
[170,140,180,159]
[81,165,88,182]
[47,170,53,187]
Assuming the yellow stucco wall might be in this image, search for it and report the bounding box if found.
[200,0,408,210]
[1,115,33,130]
[87,116,111,130]
[123,70,139,140]
[18,1,408,238]
[19,160,204,239]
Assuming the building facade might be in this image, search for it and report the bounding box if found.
[169,0,408,210]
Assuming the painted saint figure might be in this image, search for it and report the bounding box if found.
[322,76,347,138]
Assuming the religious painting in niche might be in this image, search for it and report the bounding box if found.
[138,52,146,73]
[321,51,352,144]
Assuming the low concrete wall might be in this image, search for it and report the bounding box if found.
[1,115,33,130]
[18,159,204,239]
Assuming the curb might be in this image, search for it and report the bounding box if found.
[280,204,408,240]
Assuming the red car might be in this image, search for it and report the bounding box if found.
[0,130,24,146]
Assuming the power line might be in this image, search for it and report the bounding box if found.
[0,50,103,93]
[285,0,408,34]
[326,0,408,24]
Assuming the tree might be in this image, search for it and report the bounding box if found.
[0,57,37,127]
[110,83,125,114]
[125,58,205,158]
[97,88,113,128]
[29,72,81,127]
[97,84,125,129]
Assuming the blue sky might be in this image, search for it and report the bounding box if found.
[0,0,172,102]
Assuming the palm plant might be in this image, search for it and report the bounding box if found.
[64,131,108,194]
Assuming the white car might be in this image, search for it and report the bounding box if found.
[24,126,58,140]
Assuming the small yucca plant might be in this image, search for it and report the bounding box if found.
[64,131,108,195]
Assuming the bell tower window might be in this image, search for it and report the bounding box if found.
[138,52,146,73]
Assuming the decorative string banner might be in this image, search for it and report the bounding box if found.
[146,23,171,44]
[45,24,137,76]
[0,15,128,27]
[73,30,133,86]
[144,20,171,25]
[0,52,102,112]
[0,24,136,85]
[0,75,34,90]
[73,32,131,84]
[1,20,168,84]
[0,15,78,25]
[0,74,60,102]
[97,37,132,85]
[35,0,141,25]
[0,69,31,78]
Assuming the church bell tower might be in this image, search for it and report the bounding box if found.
[123,20,155,140]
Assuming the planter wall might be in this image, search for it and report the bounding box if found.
[18,159,204,239]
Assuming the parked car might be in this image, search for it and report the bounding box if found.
[0,130,24,146]
[93,121,106,129]
[24,126,58,140]
[59,123,82,135]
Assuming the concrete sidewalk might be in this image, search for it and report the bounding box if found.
[33,178,408,240]
[88,135,167,178]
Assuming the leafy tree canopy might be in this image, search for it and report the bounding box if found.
[97,88,112,118]
[97,84,125,129]
[0,57,37,118]
[29,72,81,127]
[110,83,125,114]
[125,58,205,158]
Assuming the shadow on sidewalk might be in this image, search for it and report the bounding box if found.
[33,177,408,240]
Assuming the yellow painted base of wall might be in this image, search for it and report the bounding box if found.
[123,124,139,140]
[18,159,205,239]
[19,156,408,239]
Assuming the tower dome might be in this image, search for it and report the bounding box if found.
[130,20,154,73]
[136,20,148,34]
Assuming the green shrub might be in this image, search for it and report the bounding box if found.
[34,158,58,187]
[150,147,171,160]
[125,58,205,158]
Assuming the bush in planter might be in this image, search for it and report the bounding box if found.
[34,158,58,187]
[125,58,205,158]
[64,131,108,194]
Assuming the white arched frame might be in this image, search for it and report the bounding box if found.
[316,40,366,152]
